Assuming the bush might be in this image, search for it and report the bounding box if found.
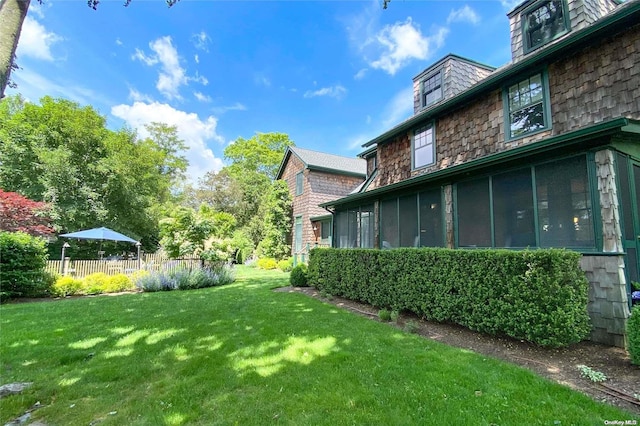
[289,264,308,287]
[103,274,135,293]
[136,266,235,292]
[628,306,640,365]
[257,258,278,270]
[82,273,110,295]
[0,231,53,300]
[278,258,294,272]
[308,247,591,347]
[52,276,83,297]
[378,309,391,322]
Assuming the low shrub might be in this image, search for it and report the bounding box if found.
[52,276,83,297]
[378,309,391,322]
[278,258,294,272]
[308,247,591,347]
[0,231,53,300]
[257,258,278,270]
[83,273,110,295]
[628,306,640,365]
[136,266,235,292]
[289,264,308,287]
[390,310,400,323]
[103,274,135,293]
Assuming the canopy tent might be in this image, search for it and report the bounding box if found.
[60,227,138,244]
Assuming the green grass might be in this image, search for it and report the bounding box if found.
[1,266,637,425]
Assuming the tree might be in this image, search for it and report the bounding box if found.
[0,0,180,99]
[0,189,55,237]
[256,180,292,260]
[224,132,294,181]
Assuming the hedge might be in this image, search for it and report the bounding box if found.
[0,231,55,300]
[308,247,591,347]
[628,306,640,365]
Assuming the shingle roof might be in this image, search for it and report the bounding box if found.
[277,146,366,178]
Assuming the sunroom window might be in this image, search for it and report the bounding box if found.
[523,0,569,53]
[505,72,549,139]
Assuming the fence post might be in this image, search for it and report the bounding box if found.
[63,257,70,276]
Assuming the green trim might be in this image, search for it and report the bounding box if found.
[324,118,632,209]
[310,214,332,222]
[295,171,304,195]
[362,3,640,149]
[412,122,436,170]
[531,165,541,246]
[489,176,495,248]
[418,69,443,111]
[521,0,572,55]
[587,152,604,251]
[503,68,552,141]
[358,145,377,158]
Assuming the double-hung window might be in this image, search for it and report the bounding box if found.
[295,171,304,195]
[522,0,570,53]
[413,125,435,169]
[505,72,550,140]
[421,71,442,108]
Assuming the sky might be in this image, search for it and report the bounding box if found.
[8,0,519,183]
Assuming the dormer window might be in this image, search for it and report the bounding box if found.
[522,0,570,53]
[421,71,442,108]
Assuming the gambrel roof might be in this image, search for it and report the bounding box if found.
[276,146,366,180]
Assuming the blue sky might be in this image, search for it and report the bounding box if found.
[8,0,517,182]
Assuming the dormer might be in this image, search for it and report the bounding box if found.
[507,0,620,62]
[412,54,495,115]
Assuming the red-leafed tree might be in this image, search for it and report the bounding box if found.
[0,189,55,237]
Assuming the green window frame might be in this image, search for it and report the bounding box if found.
[522,0,571,54]
[295,171,304,195]
[412,124,435,170]
[420,70,443,108]
[503,70,551,141]
[294,216,303,252]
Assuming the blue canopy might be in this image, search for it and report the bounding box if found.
[60,227,137,244]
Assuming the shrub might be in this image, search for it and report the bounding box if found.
[136,266,235,292]
[278,258,294,272]
[257,258,278,270]
[290,264,308,287]
[52,276,83,297]
[390,310,400,323]
[628,306,640,366]
[103,274,135,293]
[378,309,391,322]
[308,247,591,347]
[82,273,110,295]
[0,231,53,300]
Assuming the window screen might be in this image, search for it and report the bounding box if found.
[419,188,444,247]
[457,178,492,247]
[380,198,399,249]
[536,156,594,248]
[493,168,535,247]
[399,194,419,247]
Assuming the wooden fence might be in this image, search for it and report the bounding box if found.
[46,253,201,278]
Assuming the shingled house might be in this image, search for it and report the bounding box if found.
[322,0,640,346]
[276,146,366,260]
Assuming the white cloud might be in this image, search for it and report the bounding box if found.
[191,31,211,52]
[211,102,247,114]
[254,74,271,87]
[111,102,224,181]
[132,36,207,100]
[447,6,481,25]
[116,38,123,46]
[381,85,413,128]
[354,68,368,80]
[369,19,447,76]
[194,91,212,102]
[17,16,63,61]
[194,54,199,64]
[128,87,154,103]
[304,85,347,99]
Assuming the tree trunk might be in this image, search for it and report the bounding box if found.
[0,0,30,99]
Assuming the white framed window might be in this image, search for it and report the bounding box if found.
[413,125,435,169]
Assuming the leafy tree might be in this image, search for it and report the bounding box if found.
[0,0,180,98]
[256,180,292,260]
[0,189,55,237]
[224,132,294,181]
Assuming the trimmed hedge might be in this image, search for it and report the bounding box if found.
[0,231,55,300]
[290,264,308,287]
[308,248,591,347]
[628,306,640,365]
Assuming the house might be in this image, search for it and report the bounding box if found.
[276,146,366,260]
[321,0,640,347]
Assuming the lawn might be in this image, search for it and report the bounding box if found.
[0,266,637,425]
